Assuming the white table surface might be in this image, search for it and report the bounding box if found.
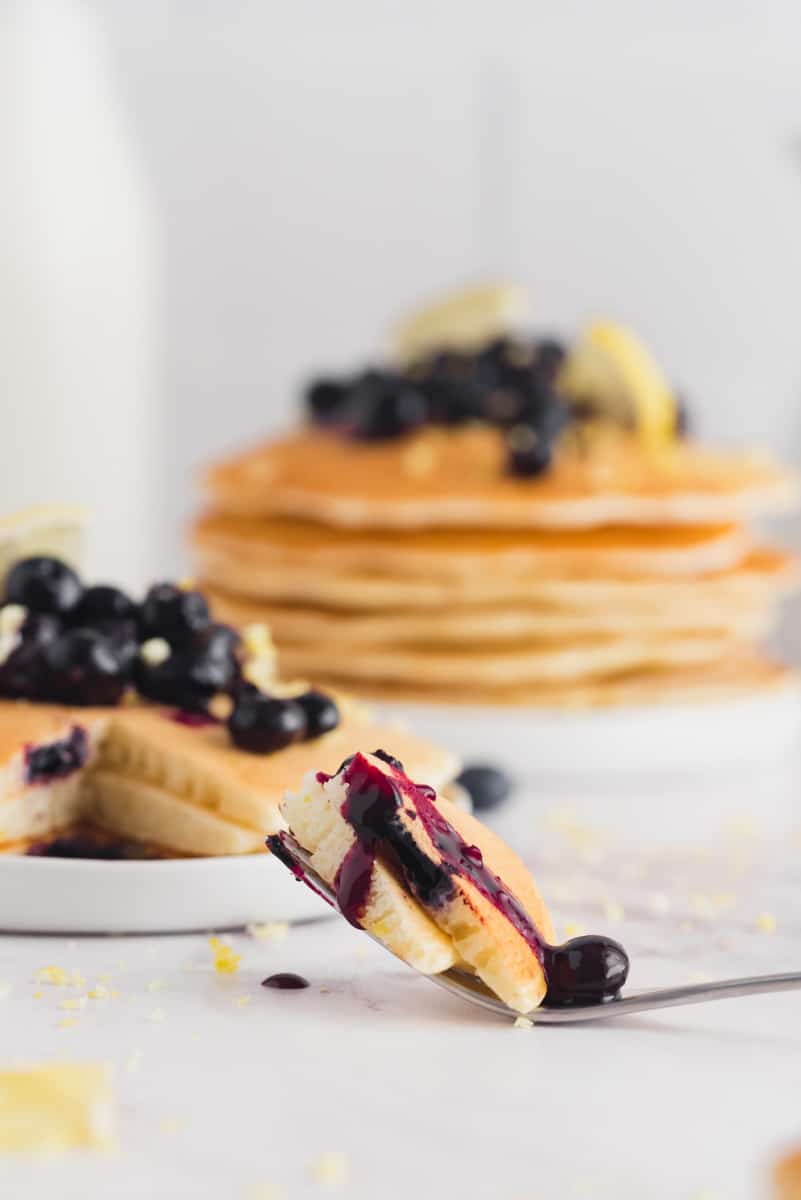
[1,757,801,1200]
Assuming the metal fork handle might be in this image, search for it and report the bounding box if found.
[549,970,801,1023]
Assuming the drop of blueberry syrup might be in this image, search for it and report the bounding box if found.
[261,973,310,990]
[332,752,629,1008]
[24,726,89,785]
[167,709,220,728]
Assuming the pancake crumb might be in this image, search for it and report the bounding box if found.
[755,912,777,934]
[57,1018,79,1030]
[35,966,71,986]
[147,1008,166,1023]
[244,1181,285,1200]
[59,996,87,1012]
[247,922,289,943]
[312,1151,349,1189]
[602,900,625,922]
[513,1016,534,1029]
[233,995,251,1008]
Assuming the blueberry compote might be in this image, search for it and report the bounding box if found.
[332,752,629,1008]
[24,725,89,785]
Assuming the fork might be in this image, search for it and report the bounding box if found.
[276,833,801,1024]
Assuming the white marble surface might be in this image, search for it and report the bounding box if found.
[1,759,801,1200]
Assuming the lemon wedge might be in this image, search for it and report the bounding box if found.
[391,283,530,364]
[0,505,86,589]
[559,321,677,446]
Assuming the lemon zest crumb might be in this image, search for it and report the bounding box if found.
[209,936,241,975]
[312,1151,349,1188]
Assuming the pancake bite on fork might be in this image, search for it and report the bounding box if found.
[273,750,630,1014]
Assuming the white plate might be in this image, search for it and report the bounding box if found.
[0,853,332,934]
[375,684,801,776]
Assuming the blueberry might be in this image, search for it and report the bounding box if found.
[72,584,138,628]
[134,629,238,712]
[4,557,82,617]
[305,377,351,425]
[296,690,340,739]
[543,935,630,1007]
[506,424,553,477]
[42,628,129,707]
[140,583,210,645]
[199,622,242,662]
[350,372,428,440]
[373,749,404,772]
[534,338,566,383]
[455,764,512,812]
[0,612,61,699]
[674,392,690,438]
[228,689,307,754]
[417,374,484,432]
[94,619,139,670]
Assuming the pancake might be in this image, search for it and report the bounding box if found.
[0,698,458,857]
[197,545,796,613]
[193,511,753,579]
[271,630,745,690]
[775,1148,801,1199]
[204,427,798,530]
[280,751,556,1013]
[206,589,774,646]
[352,655,797,708]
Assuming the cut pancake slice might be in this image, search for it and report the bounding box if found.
[83,770,264,857]
[0,698,459,857]
[0,706,107,849]
[207,590,774,647]
[102,702,458,838]
[198,545,797,613]
[204,427,798,530]
[275,631,748,690]
[281,752,557,1013]
[194,512,752,579]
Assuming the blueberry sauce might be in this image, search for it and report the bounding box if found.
[24,726,89,785]
[266,833,335,908]
[336,754,542,952]
[25,831,164,859]
[261,973,310,990]
[331,753,629,1007]
[168,709,220,728]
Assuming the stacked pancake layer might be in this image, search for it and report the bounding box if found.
[195,427,799,706]
[0,698,458,857]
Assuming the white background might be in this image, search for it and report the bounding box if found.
[3,0,801,577]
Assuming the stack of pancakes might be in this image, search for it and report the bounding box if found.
[194,424,799,708]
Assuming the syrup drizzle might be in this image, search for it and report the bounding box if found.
[168,709,220,728]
